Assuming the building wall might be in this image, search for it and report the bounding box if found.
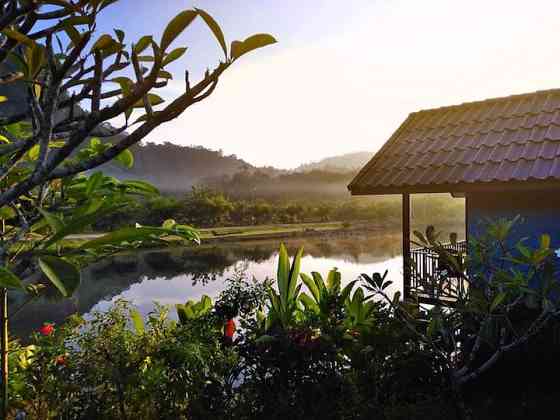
[466,191,560,251]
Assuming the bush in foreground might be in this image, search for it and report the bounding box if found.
[8,220,560,419]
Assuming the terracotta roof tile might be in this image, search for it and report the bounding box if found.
[539,141,559,159]
[545,124,560,140]
[530,158,553,179]
[349,88,560,193]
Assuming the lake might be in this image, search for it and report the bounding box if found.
[12,226,462,338]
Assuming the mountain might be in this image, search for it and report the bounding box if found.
[101,142,258,193]
[295,151,373,173]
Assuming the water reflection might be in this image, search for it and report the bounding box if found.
[12,228,459,338]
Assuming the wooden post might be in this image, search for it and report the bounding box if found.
[402,193,411,299]
[1,287,7,418]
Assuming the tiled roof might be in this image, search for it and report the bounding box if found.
[349,89,560,194]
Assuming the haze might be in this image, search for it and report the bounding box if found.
[100,0,560,169]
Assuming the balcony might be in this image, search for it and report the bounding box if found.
[407,240,468,305]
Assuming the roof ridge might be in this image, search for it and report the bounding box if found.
[413,88,560,115]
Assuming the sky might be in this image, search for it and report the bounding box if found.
[95,0,560,168]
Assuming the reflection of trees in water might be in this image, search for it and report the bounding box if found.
[11,230,442,340]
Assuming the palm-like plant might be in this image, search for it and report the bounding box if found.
[344,287,377,330]
[299,269,356,321]
[266,244,304,329]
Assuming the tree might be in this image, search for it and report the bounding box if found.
[0,0,275,414]
[182,186,234,227]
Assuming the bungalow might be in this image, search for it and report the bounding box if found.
[348,89,560,304]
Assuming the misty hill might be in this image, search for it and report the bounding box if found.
[101,142,260,193]
[203,169,355,200]
[295,151,373,173]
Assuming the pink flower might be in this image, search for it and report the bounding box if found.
[39,323,54,336]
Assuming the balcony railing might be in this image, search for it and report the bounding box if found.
[408,240,468,304]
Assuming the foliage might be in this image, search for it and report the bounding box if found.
[0,0,275,414]
[7,222,560,419]
[99,186,464,230]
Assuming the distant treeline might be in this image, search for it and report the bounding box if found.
[202,169,354,200]
[95,185,464,231]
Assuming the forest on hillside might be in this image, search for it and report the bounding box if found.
[96,185,465,231]
[95,146,464,230]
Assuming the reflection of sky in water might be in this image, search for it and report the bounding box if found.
[90,253,404,318]
[13,227,466,338]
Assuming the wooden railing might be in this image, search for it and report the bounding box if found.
[408,240,468,304]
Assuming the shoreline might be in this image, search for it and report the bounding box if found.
[64,219,463,250]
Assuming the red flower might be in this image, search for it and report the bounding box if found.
[224,319,236,339]
[55,355,66,366]
[39,323,54,336]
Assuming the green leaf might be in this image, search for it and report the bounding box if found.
[299,293,319,314]
[27,144,40,161]
[38,256,80,297]
[195,8,227,58]
[231,33,277,60]
[0,267,24,290]
[90,137,101,148]
[490,292,506,312]
[111,77,134,96]
[162,47,187,66]
[115,149,134,168]
[63,22,83,46]
[0,206,15,220]
[43,204,122,248]
[114,29,125,43]
[85,172,104,196]
[133,93,164,108]
[300,273,319,303]
[134,35,153,54]
[79,225,199,250]
[230,41,243,61]
[277,243,290,303]
[2,28,35,47]
[129,309,145,334]
[161,10,197,51]
[287,247,304,301]
[162,219,176,229]
[157,70,173,80]
[92,34,114,51]
[38,209,64,233]
[341,280,358,303]
[26,43,46,78]
[122,180,159,195]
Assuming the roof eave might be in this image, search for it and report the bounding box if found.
[348,179,560,196]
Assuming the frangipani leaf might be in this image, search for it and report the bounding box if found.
[162,47,187,66]
[195,8,227,58]
[115,149,134,168]
[38,256,80,297]
[231,33,276,60]
[161,10,197,51]
[0,267,24,290]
